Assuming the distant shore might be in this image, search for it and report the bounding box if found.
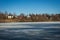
[0,13,60,23]
[0,19,60,23]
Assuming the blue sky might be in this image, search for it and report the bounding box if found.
[0,0,60,15]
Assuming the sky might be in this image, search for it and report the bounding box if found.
[0,0,60,15]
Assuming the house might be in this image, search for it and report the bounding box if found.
[18,16,24,19]
[8,16,13,19]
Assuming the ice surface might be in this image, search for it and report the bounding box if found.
[0,22,60,40]
[0,22,60,28]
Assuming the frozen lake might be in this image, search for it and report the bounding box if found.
[0,22,60,40]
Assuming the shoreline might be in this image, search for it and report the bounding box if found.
[0,22,60,28]
[0,22,60,24]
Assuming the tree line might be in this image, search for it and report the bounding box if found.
[0,11,60,22]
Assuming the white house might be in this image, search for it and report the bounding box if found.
[8,16,13,19]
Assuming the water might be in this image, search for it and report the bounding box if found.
[0,22,60,40]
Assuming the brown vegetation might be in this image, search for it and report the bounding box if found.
[0,11,60,22]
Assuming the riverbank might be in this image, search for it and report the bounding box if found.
[0,19,60,23]
[0,19,19,23]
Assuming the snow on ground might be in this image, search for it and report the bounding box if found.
[0,22,60,28]
[0,22,60,24]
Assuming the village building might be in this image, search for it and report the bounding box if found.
[8,13,14,19]
[8,16,13,19]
